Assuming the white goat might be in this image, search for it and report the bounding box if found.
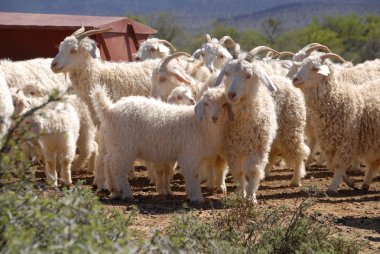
[51,27,161,125]
[0,70,14,139]
[13,90,98,173]
[293,53,380,193]
[134,38,176,61]
[0,58,71,96]
[90,85,230,202]
[51,27,162,189]
[229,48,310,186]
[167,86,196,105]
[192,34,235,72]
[14,94,80,186]
[209,62,279,202]
[151,53,219,101]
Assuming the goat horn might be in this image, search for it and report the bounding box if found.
[212,62,230,87]
[320,53,347,63]
[160,52,192,70]
[276,51,295,59]
[205,34,212,43]
[305,44,332,55]
[299,42,322,52]
[265,51,277,58]
[76,27,112,41]
[219,36,235,48]
[192,49,202,59]
[233,43,240,59]
[72,23,85,36]
[245,46,280,62]
[159,40,177,52]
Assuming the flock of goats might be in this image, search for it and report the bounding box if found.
[1,25,379,203]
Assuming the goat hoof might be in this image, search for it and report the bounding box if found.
[290,181,301,187]
[362,183,370,190]
[216,186,227,194]
[247,196,258,204]
[110,192,121,199]
[326,189,338,197]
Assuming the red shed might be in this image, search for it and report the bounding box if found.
[0,12,157,61]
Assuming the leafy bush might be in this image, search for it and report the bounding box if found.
[0,93,141,253]
[0,186,137,254]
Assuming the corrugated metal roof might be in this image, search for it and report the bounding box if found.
[0,12,157,34]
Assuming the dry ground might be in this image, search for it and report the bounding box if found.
[65,163,380,252]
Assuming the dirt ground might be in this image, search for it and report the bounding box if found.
[69,163,380,253]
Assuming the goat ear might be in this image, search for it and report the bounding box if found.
[158,44,170,53]
[171,68,193,85]
[256,68,277,92]
[89,43,101,59]
[317,65,330,76]
[226,104,235,121]
[194,100,205,122]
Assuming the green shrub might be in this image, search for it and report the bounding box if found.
[0,186,137,254]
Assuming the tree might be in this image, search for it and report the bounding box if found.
[262,17,282,44]
[146,12,184,43]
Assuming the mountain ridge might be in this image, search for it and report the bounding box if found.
[0,0,379,32]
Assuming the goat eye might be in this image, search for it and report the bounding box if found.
[219,55,224,59]
[204,102,208,106]
[159,77,166,82]
[312,66,319,72]
[150,47,156,52]
[177,95,182,100]
[225,71,229,77]
[245,74,252,79]
[70,48,78,54]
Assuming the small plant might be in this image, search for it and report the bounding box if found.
[152,193,367,254]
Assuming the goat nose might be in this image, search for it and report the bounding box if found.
[190,99,196,105]
[212,116,218,122]
[292,77,298,83]
[51,62,57,67]
[228,92,237,100]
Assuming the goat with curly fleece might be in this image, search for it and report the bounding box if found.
[211,59,279,202]
[90,85,230,202]
[51,27,162,189]
[293,53,380,193]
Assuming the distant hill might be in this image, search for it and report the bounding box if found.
[0,0,379,32]
[219,2,380,33]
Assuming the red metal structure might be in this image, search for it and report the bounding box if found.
[0,12,157,61]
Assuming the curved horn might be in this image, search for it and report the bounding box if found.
[233,43,241,59]
[192,49,202,59]
[320,53,347,63]
[275,51,295,59]
[265,51,278,59]
[305,44,332,55]
[160,52,192,70]
[212,61,231,87]
[219,36,235,48]
[72,23,85,36]
[205,34,212,43]
[299,42,322,52]
[245,46,280,62]
[159,39,177,52]
[76,27,112,41]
